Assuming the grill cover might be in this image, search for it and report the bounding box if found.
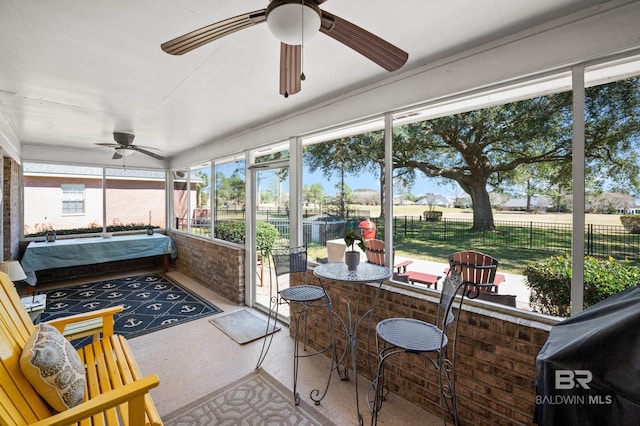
[535,286,640,425]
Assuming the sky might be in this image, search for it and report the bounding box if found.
[303,168,450,197]
[216,159,455,199]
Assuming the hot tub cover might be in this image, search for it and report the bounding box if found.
[535,285,640,425]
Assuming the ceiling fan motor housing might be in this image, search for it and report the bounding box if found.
[113,132,135,146]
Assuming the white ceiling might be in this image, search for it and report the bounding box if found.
[0,0,619,166]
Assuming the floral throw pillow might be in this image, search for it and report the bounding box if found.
[19,323,86,412]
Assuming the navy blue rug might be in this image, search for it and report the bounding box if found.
[39,273,223,346]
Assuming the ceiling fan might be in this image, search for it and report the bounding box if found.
[161,0,408,97]
[95,132,165,160]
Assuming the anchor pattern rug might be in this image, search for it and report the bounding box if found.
[39,273,222,346]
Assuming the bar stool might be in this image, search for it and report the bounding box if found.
[370,267,478,425]
[255,246,339,405]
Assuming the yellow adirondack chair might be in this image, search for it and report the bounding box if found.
[0,271,162,425]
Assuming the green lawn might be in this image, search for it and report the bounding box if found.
[377,205,624,226]
[316,207,631,274]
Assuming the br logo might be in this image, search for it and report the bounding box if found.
[555,370,592,389]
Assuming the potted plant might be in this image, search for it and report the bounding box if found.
[344,230,365,271]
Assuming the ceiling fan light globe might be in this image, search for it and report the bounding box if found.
[115,147,134,156]
[267,3,321,45]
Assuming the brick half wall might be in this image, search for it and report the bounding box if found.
[167,231,245,305]
[298,268,551,425]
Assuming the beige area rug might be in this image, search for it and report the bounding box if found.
[209,308,280,345]
[163,369,335,426]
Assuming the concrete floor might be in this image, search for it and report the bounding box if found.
[29,268,443,425]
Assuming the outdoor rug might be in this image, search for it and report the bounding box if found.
[162,369,335,426]
[39,273,223,346]
[210,308,280,345]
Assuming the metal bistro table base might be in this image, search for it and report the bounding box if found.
[313,262,391,426]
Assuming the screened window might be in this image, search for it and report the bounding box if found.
[188,163,212,237]
[302,127,383,261]
[23,162,165,237]
[23,163,103,236]
[106,168,166,231]
[214,158,245,243]
[171,168,189,231]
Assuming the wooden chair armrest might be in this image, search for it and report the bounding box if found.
[28,374,160,426]
[46,305,124,338]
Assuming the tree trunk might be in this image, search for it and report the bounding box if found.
[469,183,495,230]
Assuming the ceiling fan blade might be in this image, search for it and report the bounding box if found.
[96,143,119,147]
[129,144,162,150]
[161,9,267,55]
[112,151,123,160]
[319,11,408,72]
[280,43,301,97]
[131,146,165,160]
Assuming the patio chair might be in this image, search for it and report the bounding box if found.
[370,267,478,425]
[0,272,162,426]
[448,250,501,293]
[364,239,440,288]
[364,239,412,276]
[255,246,339,406]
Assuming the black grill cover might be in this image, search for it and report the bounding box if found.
[535,286,640,425]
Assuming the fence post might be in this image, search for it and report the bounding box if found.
[443,217,446,240]
[482,221,486,244]
[392,216,397,238]
[530,222,533,250]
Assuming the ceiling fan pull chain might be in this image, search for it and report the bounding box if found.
[300,0,306,82]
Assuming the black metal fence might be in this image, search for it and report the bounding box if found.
[390,216,640,260]
[175,213,640,261]
[586,223,640,259]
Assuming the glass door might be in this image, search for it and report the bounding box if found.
[253,164,290,316]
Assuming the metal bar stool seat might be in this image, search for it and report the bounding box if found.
[280,285,327,303]
[256,246,339,406]
[375,318,447,353]
[370,268,477,426]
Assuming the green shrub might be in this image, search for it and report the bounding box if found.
[214,221,244,244]
[620,214,640,233]
[256,222,279,252]
[524,254,640,316]
[214,221,279,252]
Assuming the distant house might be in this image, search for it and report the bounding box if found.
[617,199,640,214]
[415,194,449,207]
[393,195,415,205]
[502,197,551,212]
